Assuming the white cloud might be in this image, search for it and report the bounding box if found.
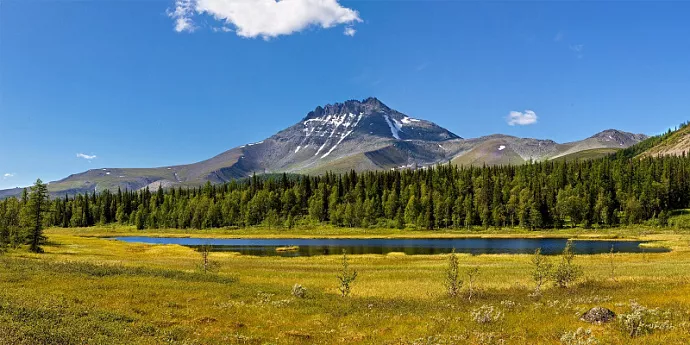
[343,26,356,37]
[169,0,197,32]
[3,173,14,179]
[169,0,361,38]
[507,110,538,126]
[76,153,97,160]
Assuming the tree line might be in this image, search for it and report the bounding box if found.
[2,151,690,241]
[0,179,49,252]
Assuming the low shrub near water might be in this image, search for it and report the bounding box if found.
[337,250,357,297]
[553,240,582,288]
[444,249,462,298]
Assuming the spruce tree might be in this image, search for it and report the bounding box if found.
[22,179,49,253]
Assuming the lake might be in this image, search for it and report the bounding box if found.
[113,237,667,256]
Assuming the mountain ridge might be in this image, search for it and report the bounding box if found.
[0,98,648,198]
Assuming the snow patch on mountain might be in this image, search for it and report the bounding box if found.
[401,116,420,124]
[384,115,401,139]
[322,130,354,158]
[316,113,363,158]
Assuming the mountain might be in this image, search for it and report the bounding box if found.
[1,98,648,197]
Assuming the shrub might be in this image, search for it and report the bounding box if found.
[500,300,517,310]
[618,301,674,337]
[292,284,307,298]
[337,250,357,297]
[560,328,598,345]
[608,245,617,281]
[531,248,552,296]
[445,249,462,298]
[471,305,504,324]
[466,266,480,301]
[553,240,582,288]
[197,244,221,274]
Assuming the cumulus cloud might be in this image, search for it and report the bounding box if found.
[3,173,14,179]
[168,0,361,38]
[507,110,538,126]
[76,153,97,160]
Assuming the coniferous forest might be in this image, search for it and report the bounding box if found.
[2,151,690,237]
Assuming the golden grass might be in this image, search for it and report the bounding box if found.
[1,227,690,344]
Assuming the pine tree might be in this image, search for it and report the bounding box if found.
[21,179,49,253]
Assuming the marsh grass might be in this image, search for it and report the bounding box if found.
[0,257,236,284]
[1,228,690,344]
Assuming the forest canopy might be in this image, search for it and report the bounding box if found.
[2,151,690,234]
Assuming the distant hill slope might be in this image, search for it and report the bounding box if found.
[0,98,648,197]
[639,123,690,158]
[550,148,621,162]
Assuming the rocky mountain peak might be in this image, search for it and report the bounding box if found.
[304,97,390,121]
[590,129,648,146]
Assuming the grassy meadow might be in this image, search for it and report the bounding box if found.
[2,226,690,344]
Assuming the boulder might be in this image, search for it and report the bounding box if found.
[580,307,616,324]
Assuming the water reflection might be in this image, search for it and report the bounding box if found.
[114,237,669,257]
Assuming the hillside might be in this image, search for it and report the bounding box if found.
[639,123,690,158]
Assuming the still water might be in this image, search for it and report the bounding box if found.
[114,237,667,257]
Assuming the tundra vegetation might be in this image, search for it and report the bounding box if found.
[1,225,689,344]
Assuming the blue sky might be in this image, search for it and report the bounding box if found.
[1,0,690,189]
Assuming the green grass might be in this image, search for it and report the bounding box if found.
[2,227,690,344]
[551,148,621,162]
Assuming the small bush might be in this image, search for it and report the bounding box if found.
[473,332,505,345]
[292,284,307,298]
[471,305,504,324]
[445,249,462,298]
[553,240,582,288]
[500,300,517,311]
[337,250,357,297]
[560,328,598,345]
[197,244,221,274]
[466,266,480,301]
[608,245,617,281]
[531,248,552,296]
[618,301,674,337]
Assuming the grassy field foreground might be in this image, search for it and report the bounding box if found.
[2,227,690,344]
